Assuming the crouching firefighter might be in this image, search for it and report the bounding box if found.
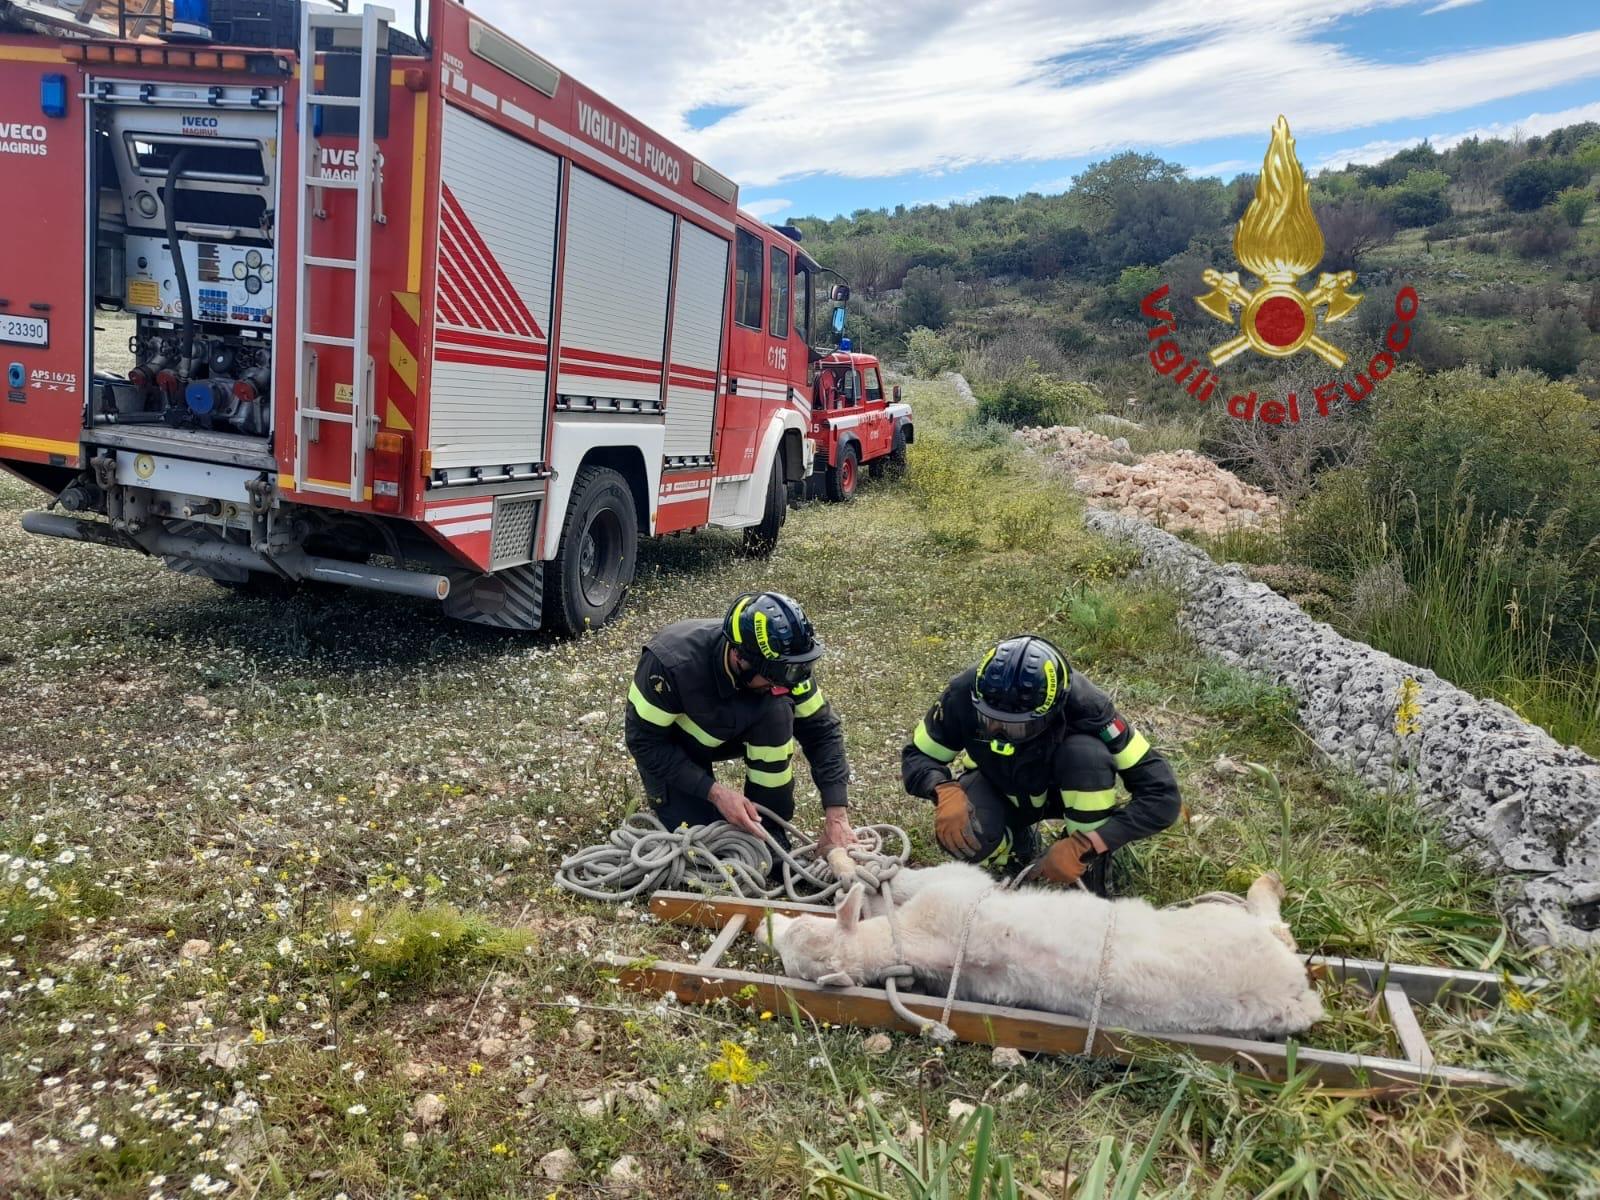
[902,635,1180,893]
[625,592,855,857]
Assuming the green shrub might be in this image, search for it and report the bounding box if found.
[972,369,1098,428]
[903,326,958,378]
[1283,467,1375,576]
[1557,186,1592,228]
[1113,264,1161,308]
[326,899,535,993]
[1367,369,1600,567]
[1502,158,1588,212]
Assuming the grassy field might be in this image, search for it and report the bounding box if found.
[1,377,1596,1199]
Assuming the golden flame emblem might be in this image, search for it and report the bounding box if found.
[1196,116,1361,367]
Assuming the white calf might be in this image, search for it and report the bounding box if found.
[764,862,1323,1038]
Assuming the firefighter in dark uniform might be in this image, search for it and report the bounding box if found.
[901,635,1180,893]
[625,592,855,856]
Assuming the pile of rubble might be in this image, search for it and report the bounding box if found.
[1074,451,1279,535]
[1018,425,1279,535]
[1014,424,1131,466]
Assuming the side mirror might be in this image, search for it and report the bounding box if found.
[830,283,851,303]
[830,306,846,336]
[893,384,902,403]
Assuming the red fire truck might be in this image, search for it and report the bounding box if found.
[0,0,864,631]
[806,345,912,502]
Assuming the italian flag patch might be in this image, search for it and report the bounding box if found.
[1099,718,1127,743]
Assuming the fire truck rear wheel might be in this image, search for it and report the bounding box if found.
[544,465,638,636]
[826,443,859,502]
[742,461,787,558]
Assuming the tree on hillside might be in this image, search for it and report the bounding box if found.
[1316,197,1394,269]
[1070,152,1187,227]
[1385,169,1452,228]
[1362,140,1440,188]
[1502,159,1588,212]
[1450,136,1511,209]
[830,237,906,299]
[899,265,956,329]
[1095,178,1226,275]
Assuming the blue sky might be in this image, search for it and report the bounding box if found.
[462,0,1600,222]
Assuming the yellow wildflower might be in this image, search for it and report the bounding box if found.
[706,1040,764,1086]
[467,1061,483,1076]
[1394,677,1422,737]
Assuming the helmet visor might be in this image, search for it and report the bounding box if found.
[768,657,817,689]
[978,713,1052,743]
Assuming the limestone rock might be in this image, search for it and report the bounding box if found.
[991,1046,1024,1069]
[413,1093,445,1128]
[607,1154,644,1190]
[540,1147,576,1182]
[862,1032,893,1056]
[179,938,212,961]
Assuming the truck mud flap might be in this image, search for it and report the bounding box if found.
[443,562,544,631]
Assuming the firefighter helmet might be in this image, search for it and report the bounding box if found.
[972,635,1070,743]
[723,591,823,687]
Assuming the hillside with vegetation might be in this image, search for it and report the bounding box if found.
[792,125,1600,754]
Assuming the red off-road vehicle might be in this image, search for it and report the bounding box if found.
[805,345,913,502]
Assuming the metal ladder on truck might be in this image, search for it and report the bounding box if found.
[292,4,393,502]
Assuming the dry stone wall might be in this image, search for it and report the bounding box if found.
[1085,509,1600,949]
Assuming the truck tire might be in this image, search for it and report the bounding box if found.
[826,442,859,502]
[544,465,638,636]
[742,460,787,558]
[885,426,909,480]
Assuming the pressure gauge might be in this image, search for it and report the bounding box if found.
[244,274,263,295]
[259,265,273,283]
[233,262,247,280]
[245,249,263,269]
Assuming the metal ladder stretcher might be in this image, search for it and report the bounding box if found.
[291,3,393,501]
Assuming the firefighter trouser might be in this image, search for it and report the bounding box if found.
[648,782,796,851]
[641,702,799,851]
[949,741,1117,898]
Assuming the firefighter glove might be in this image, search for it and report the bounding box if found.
[1036,832,1096,886]
[934,781,981,858]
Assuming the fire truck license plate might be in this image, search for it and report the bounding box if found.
[0,314,48,347]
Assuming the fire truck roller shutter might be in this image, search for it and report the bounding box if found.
[428,105,559,470]
[556,169,674,409]
[663,222,729,458]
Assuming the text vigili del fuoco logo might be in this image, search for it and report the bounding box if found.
[1141,116,1421,423]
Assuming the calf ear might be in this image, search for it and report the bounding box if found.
[817,970,857,988]
[836,883,867,932]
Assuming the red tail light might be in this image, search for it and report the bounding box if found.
[372,431,409,514]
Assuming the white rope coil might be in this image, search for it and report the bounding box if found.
[555,806,911,904]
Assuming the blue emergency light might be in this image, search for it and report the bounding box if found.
[171,0,213,40]
[839,337,852,352]
[40,74,67,119]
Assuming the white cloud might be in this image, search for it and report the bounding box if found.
[1186,159,1254,180]
[1312,99,1600,169]
[740,197,795,219]
[470,0,1600,186]
[1422,0,1483,12]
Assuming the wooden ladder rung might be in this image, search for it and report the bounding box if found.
[696,913,747,968]
[1382,984,1435,1070]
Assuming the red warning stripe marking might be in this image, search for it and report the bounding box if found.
[438,184,545,340]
